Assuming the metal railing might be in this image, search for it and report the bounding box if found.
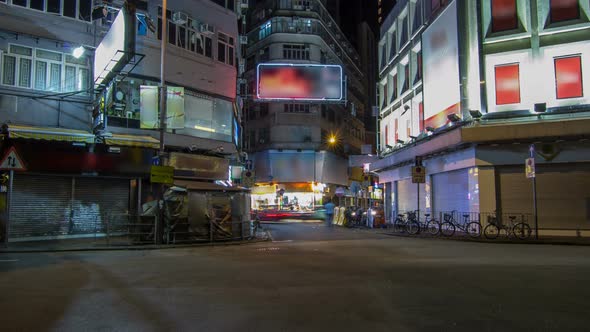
[104,214,158,246]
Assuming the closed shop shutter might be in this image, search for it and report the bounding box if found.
[71,177,130,234]
[499,164,590,230]
[10,174,72,238]
[397,178,417,213]
[432,169,471,216]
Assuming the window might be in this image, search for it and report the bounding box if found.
[284,104,310,113]
[283,44,310,60]
[382,82,388,107]
[2,45,89,93]
[380,43,387,69]
[384,125,389,146]
[550,0,579,23]
[494,63,520,105]
[6,0,90,21]
[399,14,408,46]
[259,21,272,40]
[554,56,583,99]
[414,50,422,84]
[392,74,398,101]
[491,0,517,32]
[157,7,213,59]
[217,32,234,66]
[412,0,423,32]
[389,31,396,60]
[394,118,399,142]
[402,65,410,92]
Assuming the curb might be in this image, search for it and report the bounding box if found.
[379,232,590,246]
[0,238,270,254]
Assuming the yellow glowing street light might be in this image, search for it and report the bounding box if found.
[328,135,337,145]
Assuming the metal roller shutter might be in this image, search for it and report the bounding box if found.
[397,178,417,213]
[499,164,590,230]
[432,169,471,216]
[71,177,130,234]
[10,174,72,238]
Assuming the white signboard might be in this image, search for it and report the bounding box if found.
[422,1,461,129]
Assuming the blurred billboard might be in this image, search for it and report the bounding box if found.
[256,64,343,101]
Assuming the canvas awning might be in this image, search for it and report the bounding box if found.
[104,134,160,149]
[5,124,95,143]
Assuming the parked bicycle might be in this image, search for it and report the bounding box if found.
[420,213,441,236]
[393,211,420,235]
[484,214,531,240]
[439,211,481,238]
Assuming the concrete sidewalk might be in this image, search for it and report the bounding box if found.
[380,230,590,246]
[0,236,268,253]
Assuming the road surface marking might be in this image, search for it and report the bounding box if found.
[0,259,18,262]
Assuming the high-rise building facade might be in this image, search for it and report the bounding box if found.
[242,0,368,208]
[374,0,590,235]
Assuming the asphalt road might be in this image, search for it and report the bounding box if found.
[1,222,590,332]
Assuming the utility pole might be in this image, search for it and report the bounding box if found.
[156,0,167,244]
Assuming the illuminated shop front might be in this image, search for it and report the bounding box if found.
[251,182,325,210]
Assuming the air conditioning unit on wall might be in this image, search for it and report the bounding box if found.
[172,12,188,25]
[200,23,215,35]
[239,35,248,44]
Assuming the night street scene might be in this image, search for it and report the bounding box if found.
[1,0,590,331]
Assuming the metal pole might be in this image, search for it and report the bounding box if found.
[4,170,13,247]
[530,144,539,240]
[313,150,316,209]
[533,173,539,240]
[156,0,167,245]
[416,182,420,223]
[159,0,168,152]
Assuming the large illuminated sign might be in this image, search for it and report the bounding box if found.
[94,6,135,88]
[422,1,460,129]
[256,64,343,101]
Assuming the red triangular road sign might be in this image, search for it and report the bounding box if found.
[0,147,26,171]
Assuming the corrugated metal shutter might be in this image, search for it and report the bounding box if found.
[71,177,129,234]
[499,164,590,229]
[397,178,417,213]
[432,169,471,216]
[10,174,72,238]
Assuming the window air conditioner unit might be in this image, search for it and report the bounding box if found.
[199,23,215,35]
[240,0,249,9]
[172,12,188,25]
[239,35,248,44]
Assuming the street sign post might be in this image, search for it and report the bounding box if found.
[412,166,426,184]
[529,144,539,240]
[150,165,174,184]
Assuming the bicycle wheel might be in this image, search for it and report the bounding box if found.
[466,222,481,238]
[484,224,500,239]
[407,221,420,235]
[440,222,455,237]
[393,222,405,233]
[512,223,531,240]
[426,221,440,236]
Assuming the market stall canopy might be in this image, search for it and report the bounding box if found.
[104,133,160,149]
[3,124,95,143]
[174,180,249,192]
